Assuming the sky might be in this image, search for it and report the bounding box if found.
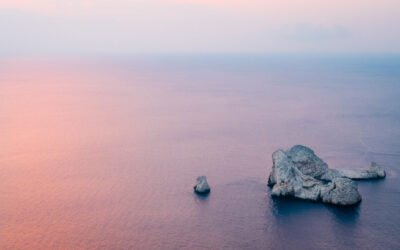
[1,0,400,55]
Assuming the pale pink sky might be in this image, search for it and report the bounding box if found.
[1,0,399,55]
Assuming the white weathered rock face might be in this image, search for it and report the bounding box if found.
[268,145,385,206]
[321,178,362,206]
[269,149,324,201]
[194,176,211,194]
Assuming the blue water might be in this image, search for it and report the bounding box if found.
[0,55,399,249]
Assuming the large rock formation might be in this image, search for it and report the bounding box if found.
[194,176,211,194]
[268,145,385,206]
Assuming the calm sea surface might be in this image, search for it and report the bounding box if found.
[1,55,400,249]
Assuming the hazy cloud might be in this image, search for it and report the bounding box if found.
[0,1,399,55]
[285,23,352,42]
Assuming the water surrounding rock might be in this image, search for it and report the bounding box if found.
[268,145,385,206]
[194,176,211,194]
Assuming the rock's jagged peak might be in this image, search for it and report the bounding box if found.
[287,145,329,179]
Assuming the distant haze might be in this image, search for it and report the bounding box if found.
[1,0,400,55]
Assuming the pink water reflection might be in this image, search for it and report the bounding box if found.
[1,57,399,249]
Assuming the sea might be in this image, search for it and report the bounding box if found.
[1,54,399,249]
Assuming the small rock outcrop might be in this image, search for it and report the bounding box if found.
[194,176,211,194]
[339,162,386,179]
[268,145,385,206]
